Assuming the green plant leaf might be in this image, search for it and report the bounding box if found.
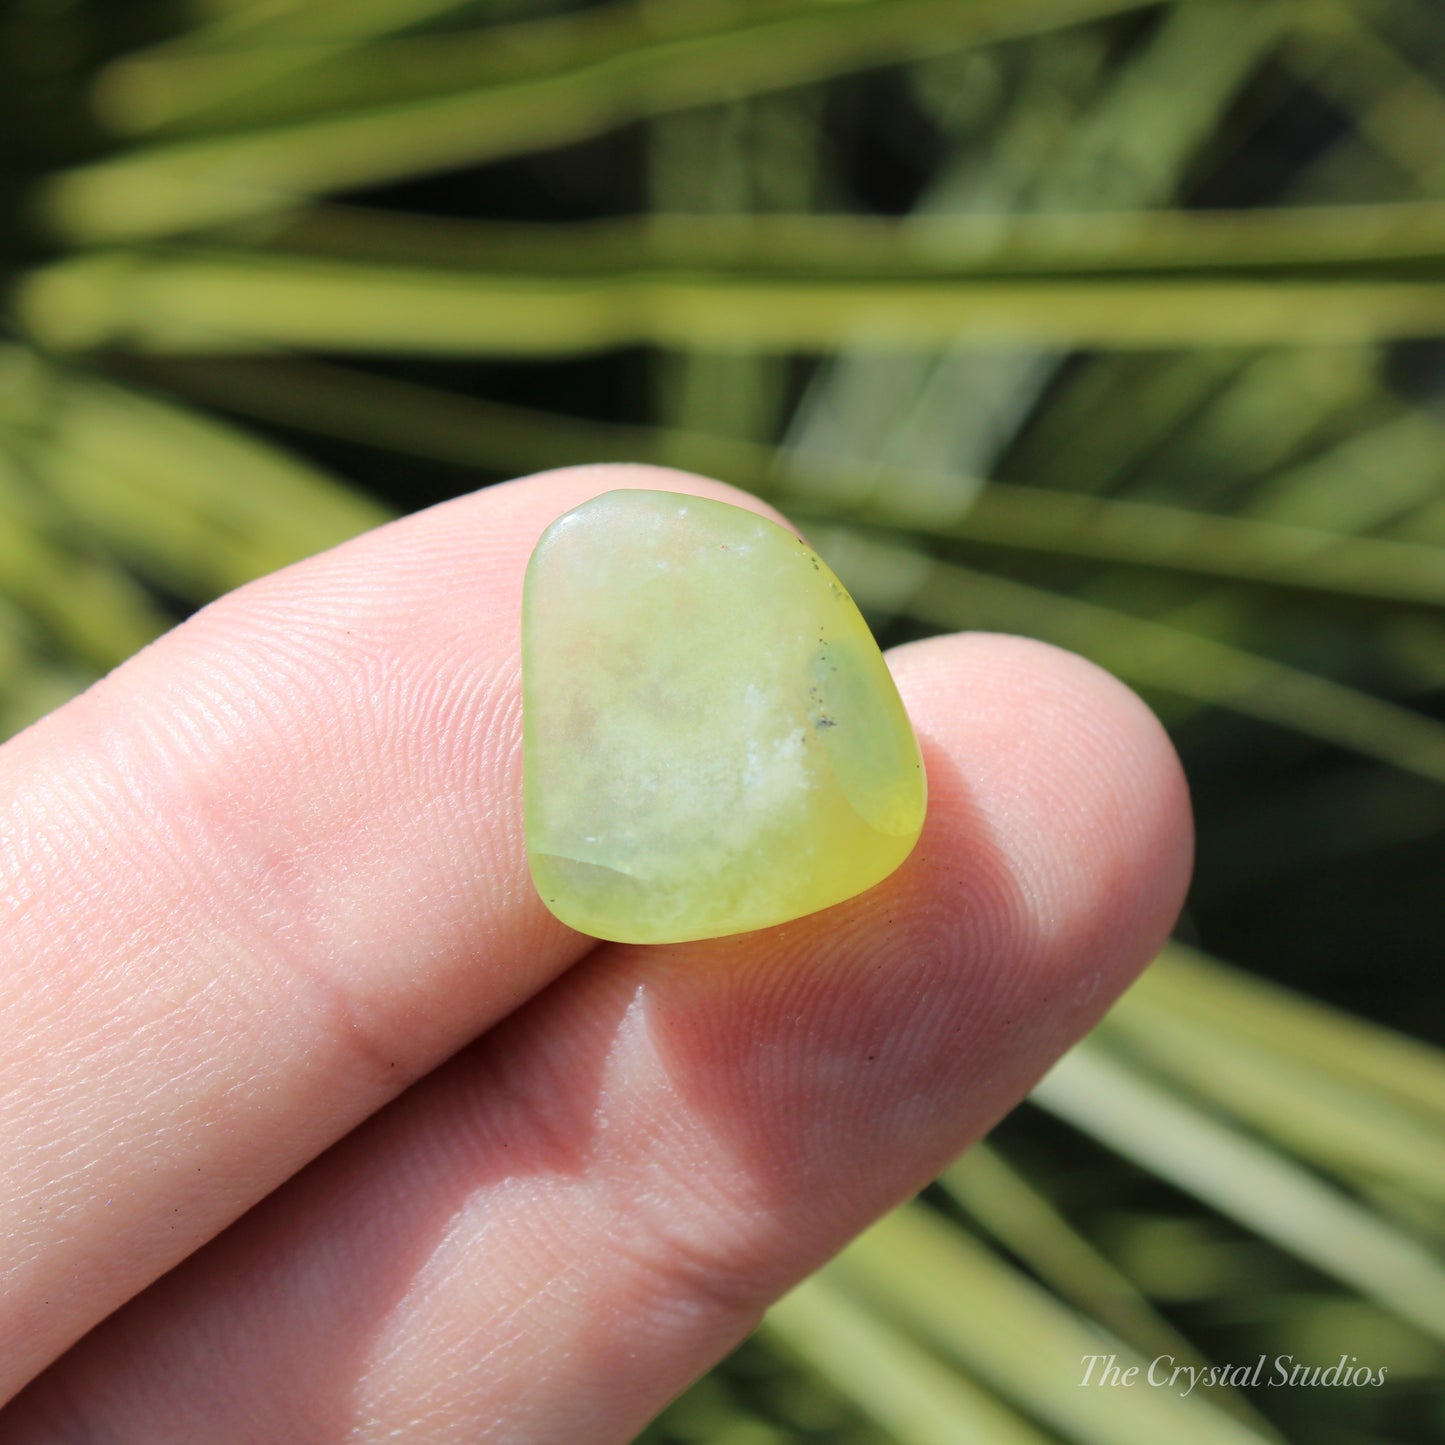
[765,1273,1056,1445]
[825,1201,1280,1445]
[45,0,1179,241]
[24,249,1445,354]
[1032,1042,1445,1345]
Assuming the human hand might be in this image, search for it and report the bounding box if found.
[0,467,1191,1441]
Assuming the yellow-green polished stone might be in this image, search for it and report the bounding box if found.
[522,489,926,944]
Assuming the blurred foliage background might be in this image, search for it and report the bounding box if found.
[3,0,1445,1440]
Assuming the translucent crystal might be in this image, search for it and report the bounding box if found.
[522,489,926,944]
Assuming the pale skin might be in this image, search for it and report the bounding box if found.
[0,466,1192,1441]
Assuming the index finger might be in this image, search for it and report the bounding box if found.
[0,464,772,1399]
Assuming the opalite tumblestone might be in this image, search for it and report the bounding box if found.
[522,489,926,944]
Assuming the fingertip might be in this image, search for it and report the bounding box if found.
[883,631,1192,1058]
[895,630,1193,943]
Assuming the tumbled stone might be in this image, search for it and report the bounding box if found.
[522,489,926,944]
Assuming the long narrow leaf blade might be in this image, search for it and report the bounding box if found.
[1032,1042,1445,1344]
[827,1201,1279,1445]
[20,252,1445,354]
[41,0,1221,241]
[764,1273,1056,1445]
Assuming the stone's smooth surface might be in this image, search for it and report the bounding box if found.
[522,489,927,944]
